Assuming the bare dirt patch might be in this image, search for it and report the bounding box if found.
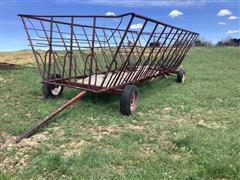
[48,126,65,138]
[62,140,86,157]
[0,132,16,150]
[196,119,222,129]
[175,112,226,129]
[0,126,65,173]
[0,131,48,173]
[85,123,146,141]
[0,76,12,83]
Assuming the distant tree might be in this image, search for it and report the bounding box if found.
[194,37,213,47]
[216,38,240,46]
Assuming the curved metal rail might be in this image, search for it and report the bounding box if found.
[19,13,199,93]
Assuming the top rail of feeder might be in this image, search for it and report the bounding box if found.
[18,12,199,35]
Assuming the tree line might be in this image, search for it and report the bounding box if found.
[194,37,240,47]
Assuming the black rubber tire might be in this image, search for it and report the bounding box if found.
[42,74,64,98]
[120,85,138,116]
[177,69,186,83]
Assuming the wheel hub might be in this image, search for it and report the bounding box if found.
[130,92,137,112]
[51,86,62,95]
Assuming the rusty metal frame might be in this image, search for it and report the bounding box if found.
[19,13,199,93]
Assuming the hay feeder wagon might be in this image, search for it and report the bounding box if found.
[16,13,198,142]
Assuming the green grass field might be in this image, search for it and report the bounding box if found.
[0,47,240,179]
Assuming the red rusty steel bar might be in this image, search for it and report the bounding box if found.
[34,51,45,73]
[15,91,87,143]
[156,29,180,70]
[55,23,79,81]
[136,27,171,80]
[130,25,167,82]
[47,27,64,77]
[69,17,74,82]
[122,35,134,64]
[110,19,148,87]
[46,17,54,80]
[102,30,116,64]
[43,51,50,78]
[80,27,92,84]
[105,17,123,42]
[148,28,177,76]
[72,30,87,65]
[61,51,71,79]
[173,34,199,68]
[39,20,51,47]
[99,14,135,88]
[116,30,131,65]
[89,17,96,86]
[51,52,67,81]
[170,33,196,69]
[165,31,191,69]
[51,52,61,77]
[24,26,180,40]
[110,30,125,65]
[103,29,115,59]
[18,13,197,34]
[129,32,143,60]
[20,17,44,78]
[20,15,137,36]
[123,23,159,84]
[143,27,173,78]
[157,29,184,70]
[26,18,42,38]
[81,26,92,48]
[94,31,109,71]
[20,13,199,93]
[55,23,68,51]
[129,32,141,57]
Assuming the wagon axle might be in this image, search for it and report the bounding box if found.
[15,69,186,143]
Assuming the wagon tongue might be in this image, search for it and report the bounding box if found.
[15,91,87,143]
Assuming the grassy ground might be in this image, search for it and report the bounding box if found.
[0,47,240,179]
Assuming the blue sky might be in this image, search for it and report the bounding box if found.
[1,0,239,51]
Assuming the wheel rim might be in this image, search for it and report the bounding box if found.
[130,92,137,112]
[51,86,62,95]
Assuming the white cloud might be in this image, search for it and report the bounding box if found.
[228,16,238,20]
[130,23,143,29]
[168,10,183,18]
[218,22,226,25]
[217,9,232,16]
[105,11,116,16]
[226,30,239,34]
